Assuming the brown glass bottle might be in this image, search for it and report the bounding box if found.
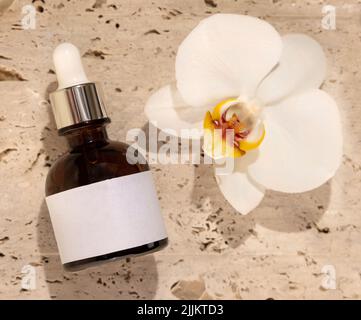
[46,43,167,271]
[45,118,168,271]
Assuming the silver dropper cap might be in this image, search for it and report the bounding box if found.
[49,43,108,131]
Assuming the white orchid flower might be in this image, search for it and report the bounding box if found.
[145,14,342,215]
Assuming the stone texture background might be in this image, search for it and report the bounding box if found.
[0,0,360,299]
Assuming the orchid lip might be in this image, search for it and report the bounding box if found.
[203,97,265,158]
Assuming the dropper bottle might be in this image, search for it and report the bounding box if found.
[45,43,168,271]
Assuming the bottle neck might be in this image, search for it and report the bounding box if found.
[63,124,109,151]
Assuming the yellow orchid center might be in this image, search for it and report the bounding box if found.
[203,98,265,158]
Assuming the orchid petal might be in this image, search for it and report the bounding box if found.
[144,84,205,139]
[176,14,282,107]
[215,154,265,215]
[248,89,342,193]
[257,34,326,105]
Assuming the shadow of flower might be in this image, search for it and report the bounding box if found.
[191,163,330,248]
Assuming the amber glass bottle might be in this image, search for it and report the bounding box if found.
[45,43,167,271]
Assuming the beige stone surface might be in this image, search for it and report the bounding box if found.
[0,0,360,299]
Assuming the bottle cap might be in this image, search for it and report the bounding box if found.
[49,43,108,132]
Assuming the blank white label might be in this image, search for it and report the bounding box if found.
[46,171,167,264]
